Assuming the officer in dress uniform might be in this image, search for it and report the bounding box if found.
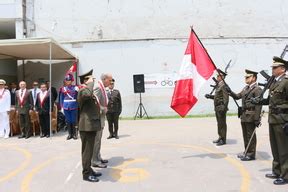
[59,73,79,140]
[228,69,262,161]
[254,56,288,185]
[78,69,102,182]
[205,69,229,146]
[0,79,11,139]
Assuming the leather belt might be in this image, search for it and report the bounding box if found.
[270,108,288,114]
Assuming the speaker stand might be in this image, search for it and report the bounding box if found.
[134,93,149,120]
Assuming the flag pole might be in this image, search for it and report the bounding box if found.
[191,27,240,108]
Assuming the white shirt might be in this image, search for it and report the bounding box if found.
[30,88,41,105]
[0,88,11,112]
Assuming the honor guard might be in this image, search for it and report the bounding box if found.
[0,79,11,139]
[59,73,79,140]
[228,69,262,161]
[255,57,288,185]
[205,69,229,146]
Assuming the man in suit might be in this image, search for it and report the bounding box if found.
[46,81,58,103]
[205,69,229,146]
[0,79,11,139]
[91,73,112,168]
[9,82,17,106]
[78,70,102,182]
[30,81,41,110]
[254,57,288,185]
[16,81,33,139]
[106,79,122,139]
[35,82,52,138]
[228,69,262,161]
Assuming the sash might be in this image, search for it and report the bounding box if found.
[63,87,75,100]
[39,91,48,108]
[19,89,27,108]
[98,80,108,107]
[0,89,5,99]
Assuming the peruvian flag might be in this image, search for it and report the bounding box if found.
[171,29,216,117]
[66,60,77,74]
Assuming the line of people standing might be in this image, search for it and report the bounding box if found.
[205,56,288,185]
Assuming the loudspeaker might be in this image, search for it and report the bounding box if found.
[133,74,145,93]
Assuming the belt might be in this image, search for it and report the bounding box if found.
[270,108,288,114]
[243,107,255,111]
[64,99,76,102]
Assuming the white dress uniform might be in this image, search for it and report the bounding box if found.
[0,80,11,138]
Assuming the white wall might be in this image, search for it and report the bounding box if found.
[62,38,286,117]
[32,0,288,41]
[13,0,288,116]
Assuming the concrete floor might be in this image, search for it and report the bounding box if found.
[0,116,287,192]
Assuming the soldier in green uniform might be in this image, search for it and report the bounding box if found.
[228,69,262,161]
[78,70,102,182]
[205,69,229,146]
[253,56,288,185]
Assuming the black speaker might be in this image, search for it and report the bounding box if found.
[133,74,145,93]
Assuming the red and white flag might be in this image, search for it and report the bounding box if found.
[171,29,216,117]
[66,61,77,74]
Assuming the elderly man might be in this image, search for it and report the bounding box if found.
[16,81,33,139]
[91,73,113,168]
[0,79,11,139]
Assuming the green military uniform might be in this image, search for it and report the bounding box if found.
[265,74,288,180]
[230,70,262,160]
[213,80,229,144]
[259,57,288,184]
[78,70,101,182]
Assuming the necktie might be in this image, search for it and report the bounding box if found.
[34,89,37,100]
[21,90,23,97]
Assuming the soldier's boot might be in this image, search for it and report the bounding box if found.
[66,123,72,140]
[72,124,77,140]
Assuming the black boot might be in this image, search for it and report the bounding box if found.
[66,123,72,140]
[72,124,77,140]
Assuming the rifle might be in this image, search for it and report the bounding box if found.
[209,77,218,94]
[280,44,288,59]
[259,71,275,98]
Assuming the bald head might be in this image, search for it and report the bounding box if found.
[19,81,26,90]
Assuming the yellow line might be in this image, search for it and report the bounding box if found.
[0,146,32,183]
[21,151,77,192]
[154,143,251,192]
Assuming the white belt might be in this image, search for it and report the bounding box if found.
[64,99,76,102]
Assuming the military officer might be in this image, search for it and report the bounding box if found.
[254,56,288,185]
[15,81,33,139]
[0,79,11,139]
[228,69,262,161]
[59,73,79,140]
[205,69,229,146]
[106,79,122,139]
[78,69,102,182]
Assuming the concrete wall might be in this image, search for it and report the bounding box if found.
[6,0,288,116]
[62,38,286,117]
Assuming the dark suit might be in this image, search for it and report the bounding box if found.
[78,82,101,178]
[15,89,33,137]
[35,91,52,136]
[50,87,58,102]
[9,88,16,106]
[106,89,122,137]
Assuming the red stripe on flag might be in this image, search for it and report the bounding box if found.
[185,31,216,80]
[171,79,197,117]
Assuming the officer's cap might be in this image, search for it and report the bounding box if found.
[217,69,227,77]
[79,69,93,84]
[271,56,288,68]
[0,79,6,85]
[64,73,74,82]
[245,69,258,77]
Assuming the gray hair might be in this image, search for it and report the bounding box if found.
[100,73,112,81]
